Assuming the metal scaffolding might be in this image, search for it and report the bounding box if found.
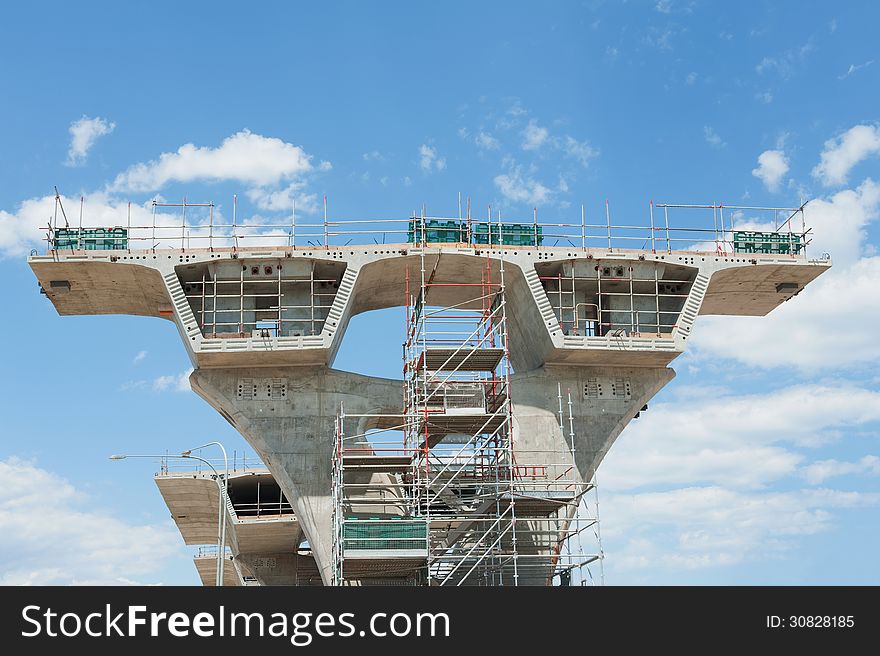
[536,260,698,337]
[331,223,604,586]
[177,259,344,338]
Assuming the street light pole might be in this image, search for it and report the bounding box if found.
[181,442,228,586]
[109,452,227,586]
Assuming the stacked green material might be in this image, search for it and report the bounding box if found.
[472,222,543,246]
[406,219,543,246]
[407,219,465,244]
[343,518,427,550]
[54,227,128,250]
[733,231,802,255]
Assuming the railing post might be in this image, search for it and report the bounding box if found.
[232,194,237,253]
[801,205,807,258]
[605,199,612,252]
[712,201,718,253]
[649,200,656,253]
[533,207,538,249]
[719,202,727,254]
[664,205,671,253]
[581,204,586,251]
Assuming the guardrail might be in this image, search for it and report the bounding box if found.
[156,451,266,476]
[41,196,813,256]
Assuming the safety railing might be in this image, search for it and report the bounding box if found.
[156,451,266,476]
[42,196,813,256]
[196,545,232,558]
[231,499,295,518]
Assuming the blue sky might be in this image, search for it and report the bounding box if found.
[1,1,879,585]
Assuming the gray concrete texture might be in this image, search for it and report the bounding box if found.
[30,243,830,585]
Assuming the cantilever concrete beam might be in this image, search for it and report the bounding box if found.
[30,245,829,371]
[156,469,321,586]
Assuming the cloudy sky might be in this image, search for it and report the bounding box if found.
[1,1,879,585]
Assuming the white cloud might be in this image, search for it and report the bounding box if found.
[812,124,880,187]
[802,456,880,485]
[1,129,333,255]
[418,144,446,173]
[601,384,880,491]
[111,129,316,192]
[685,71,697,85]
[561,135,598,167]
[690,175,880,370]
[644,27,675,52]
[153,368,193,393]
[755,42,813,79]
[0,457,180,585]
[838,60,873,80]
[655,0,672,13]
[598,374,880,577]
[133,350,147,364]
[521,120,549,150]
[752,149,790,191]
[66,116,115,166]
[0,192,194,258]
[475,131,500,150]
[692,255,880,369]
[494,165,552,206]
[362,150,383,161]
[506,101,527,118]
[245,182,318,214]
[602,486,878,573]
[703,126,725,148]
[805,178,880,265]
[755,90,773,104]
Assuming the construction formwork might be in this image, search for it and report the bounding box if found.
[331,246,603,586]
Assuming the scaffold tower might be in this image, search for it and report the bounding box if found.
[331,217,604,586]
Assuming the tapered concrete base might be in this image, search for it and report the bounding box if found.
[191,363,673,585]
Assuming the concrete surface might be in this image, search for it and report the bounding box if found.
[30,241,831,585]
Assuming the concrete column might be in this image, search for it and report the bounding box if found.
[237,552,323,586]
[191,362,672,586]
[511,364,675,483]
[191,366,402,585]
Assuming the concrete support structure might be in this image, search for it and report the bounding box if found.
[156,468,322,586]
[32,218,830,585]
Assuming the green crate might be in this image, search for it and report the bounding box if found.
[407,219,465,244]
[733,231,801,255]
[472,222,542,246]
[54,227,128,250]
[407,220,544,246]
